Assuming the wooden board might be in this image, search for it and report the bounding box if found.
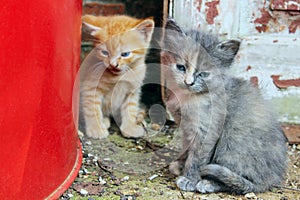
[282,124,300,144]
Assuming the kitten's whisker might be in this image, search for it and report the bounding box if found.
[83,38,101,43]
[273,185,300,192]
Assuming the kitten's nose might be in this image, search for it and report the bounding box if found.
[110,64,119,68]
[184,80,195,86]
[184,76,195,86]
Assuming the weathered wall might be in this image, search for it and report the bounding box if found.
[173,0,300,36]
[173,0,300,123]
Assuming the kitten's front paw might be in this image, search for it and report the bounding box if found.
[120,124,145,138]
[86,127,109,139]
[136,110,146,124]
[176,176,196,191]
[196,179,216,193]
[169,161,183,175]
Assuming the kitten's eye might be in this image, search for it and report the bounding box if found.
[101,50,109,57]
[199,72,210,78]
[121,52,131,58]
[176,64,186,73]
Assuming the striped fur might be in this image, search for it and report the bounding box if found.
[80,15,154,139]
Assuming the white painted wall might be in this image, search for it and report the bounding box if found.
[172,0,300,123]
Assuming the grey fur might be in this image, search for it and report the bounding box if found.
[162,19,288,194]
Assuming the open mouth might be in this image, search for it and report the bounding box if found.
[108,67,123,74]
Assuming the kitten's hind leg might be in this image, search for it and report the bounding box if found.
[169,161,184,175]
[196,179,222,193]
[169,151,188,175]
[200,164,257,194]
[176,176,196,191]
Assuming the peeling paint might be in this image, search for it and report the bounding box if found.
[246,65,252,71]
[253,0,300,34]
[270,0,300,11]
[205,0,220,24]
[174,0,300,35]
[254,8,274,33]
[173,0,300,123]
[250,76,259,87]
[289,19,300,33]
[194,0,203,13]
[271,75,300,89]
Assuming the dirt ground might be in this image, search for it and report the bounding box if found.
[61,123,300,200]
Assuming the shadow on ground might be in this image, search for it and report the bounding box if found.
[61,122,300,200]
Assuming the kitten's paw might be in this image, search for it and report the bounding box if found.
[120,124,145,138]
[169,161,182,176]
[176,176,196,191]
[103,117,111,128]
[196,179,216,193]
[86,127,109,139]
[136,110,146,124]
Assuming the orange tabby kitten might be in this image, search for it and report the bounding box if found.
[80,15,154,139]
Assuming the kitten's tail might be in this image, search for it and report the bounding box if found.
[200,164,263,194]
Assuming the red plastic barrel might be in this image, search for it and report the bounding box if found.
[0,1,82,199]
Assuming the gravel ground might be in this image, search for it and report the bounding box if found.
[61,123,300,200]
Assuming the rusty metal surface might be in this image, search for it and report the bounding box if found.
[173,0,300,36]
[270,0,300,12]
[282,124,300,144]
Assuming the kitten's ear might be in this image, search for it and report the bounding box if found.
[82,21,101,36]
[213,39,240,68]
[216,40,240,59]
[162,18,185,51]
[82,15,102,40]
[165,18,185,34]
[134,18,155,43]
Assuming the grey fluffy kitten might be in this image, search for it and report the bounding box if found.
[161,19,288,194]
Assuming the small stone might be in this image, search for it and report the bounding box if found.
[245,192,257,199]
[136,146,143,150]
[122,176,130,181]
[280,196,289,200]
[92,156,99,162]
[80,189,88,195]
[83,175,89,179]
[98,176,107,185]
[148,174,158,180]
[67,193,74,198]
[82,168,90,174]
[82,153,89,158]
[121,195,136,200]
